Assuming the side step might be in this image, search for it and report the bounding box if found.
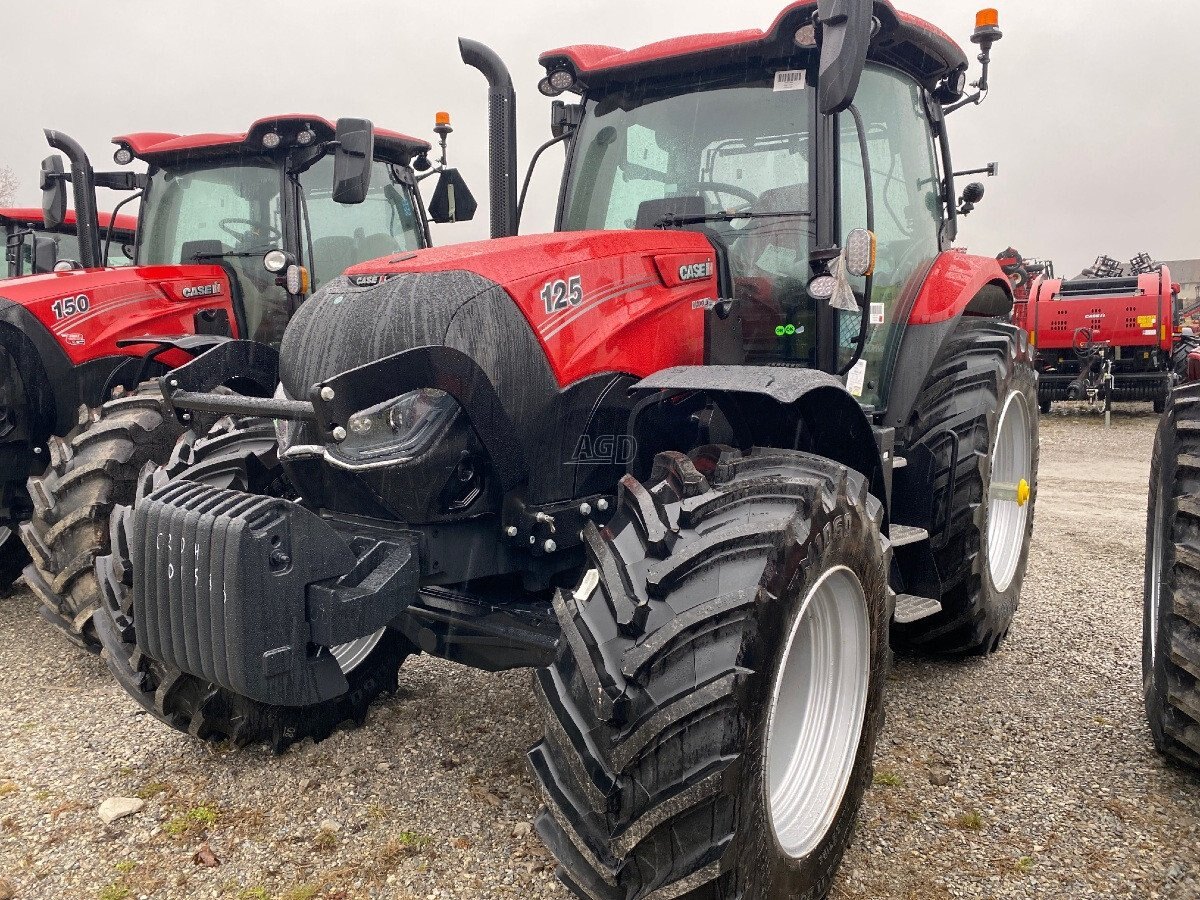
[889,524,929,547]
[893,593,943,625]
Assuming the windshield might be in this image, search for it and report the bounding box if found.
[298,155,424,289]
[561,74,819,363]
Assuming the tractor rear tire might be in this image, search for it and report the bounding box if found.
[1144,383,1200,768]
[1040,398,1051,415]
[894,318,1038,655]
[530,447,889,900]
[20,383,186,648]
[93,418,413,752]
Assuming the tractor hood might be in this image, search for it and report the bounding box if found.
[332,229,716,388]
[0,264,233,366]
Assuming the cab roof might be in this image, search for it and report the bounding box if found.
[111,115,431,168]
[540,0,968,93]
[0,207,138,235]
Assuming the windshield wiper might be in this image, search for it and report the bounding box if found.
[190,245,275,261]
[655,210,812,228]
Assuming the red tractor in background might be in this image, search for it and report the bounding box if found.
[3,207,137,277]
[5,115,475,612]
[1027,254,1178,414]
[91,4,1036,897]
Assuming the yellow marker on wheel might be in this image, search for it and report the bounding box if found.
[992,478,1032,506]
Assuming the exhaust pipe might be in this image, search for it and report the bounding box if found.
[459,38,518,239]
[44,129,101,270]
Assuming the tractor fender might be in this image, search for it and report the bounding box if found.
[631,365,887,508]
[881,252,1015,431]
[0,295,78,438]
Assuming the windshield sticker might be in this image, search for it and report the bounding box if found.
[846,358,867,398]
[756,245,799,277]
[870,302,886,326]
[774,70,808,92]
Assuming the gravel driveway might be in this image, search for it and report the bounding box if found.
[1,407,1198,899]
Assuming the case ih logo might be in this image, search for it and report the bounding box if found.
[182,282,222,299]
[678,261,712,282]
[349,274,395,287]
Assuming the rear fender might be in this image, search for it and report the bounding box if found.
[631,365,887,508]
[882,253,1015,431]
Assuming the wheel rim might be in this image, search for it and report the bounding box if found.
[987,391,1034,592]
[330,629,385,673]
[765,565,871,859]
[1149,480,1165,666]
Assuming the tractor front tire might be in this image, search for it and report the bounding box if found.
[1144,384,1200,768]
[530,447,889,900]
[20,383,186,648]
[894,318,1038,655]
[93,418,412,752]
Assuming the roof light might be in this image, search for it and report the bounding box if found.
[794,24,817,48]
[113,146,133,165]
[262,132,282,149]
[976,8,999,29]
[548,69,576,92]
[538,77,562,97]
[296,128,315,146]
[435,111,451,127]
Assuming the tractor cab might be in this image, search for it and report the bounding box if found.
[542,2,1001,409]
[38,115,462,347]
[3,207,136,277]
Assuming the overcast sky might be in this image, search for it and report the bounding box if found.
[3,0,1196,276]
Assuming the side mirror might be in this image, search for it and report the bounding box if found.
[428,168,478,224]
[32,236,58,274]
[40,155,68,230]
[816,0,874,115]
[332,118,375,205]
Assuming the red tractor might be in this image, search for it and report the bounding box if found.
[93,4,1035,897]
[3,207,137,277]
[1027,254,1177,414]
[6,114,475,606]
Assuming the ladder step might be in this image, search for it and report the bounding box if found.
[893,593,943,625]
[889,524,929,548]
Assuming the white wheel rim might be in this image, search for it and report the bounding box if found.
[765,565,871,859]
[987,391,1033,592]
[330,629,385,673]
[1149,480,1164,666]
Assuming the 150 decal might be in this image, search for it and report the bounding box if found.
[541,275,583,315]
[50,294,90,320]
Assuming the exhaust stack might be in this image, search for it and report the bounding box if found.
[44,129,102,269]
[459,38,518,239]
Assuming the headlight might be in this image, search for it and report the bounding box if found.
[332,388,459,467]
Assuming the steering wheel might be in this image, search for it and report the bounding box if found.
[218,218,282,247]
[695,181,757,213]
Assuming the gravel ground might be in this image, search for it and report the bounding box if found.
[1,405,1199,900]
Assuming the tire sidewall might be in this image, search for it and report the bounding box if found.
[734,484,889,898]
